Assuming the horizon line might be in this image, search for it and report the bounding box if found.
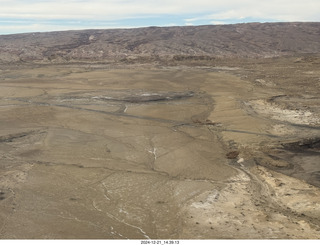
[1,20,318,36]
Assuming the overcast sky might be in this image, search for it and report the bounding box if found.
[0,0,319,34]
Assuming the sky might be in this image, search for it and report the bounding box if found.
[0,0,319,35]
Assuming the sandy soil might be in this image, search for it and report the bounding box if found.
[1,57,320,239]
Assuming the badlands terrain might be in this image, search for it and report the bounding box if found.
[0,22,320,239]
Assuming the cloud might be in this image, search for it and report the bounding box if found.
[0,0,319,34]
[1,0,319,20]
[184,0,320,23]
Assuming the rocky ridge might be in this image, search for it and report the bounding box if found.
[0,22,319,64]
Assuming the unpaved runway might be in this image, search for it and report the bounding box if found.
[1,60,320,238]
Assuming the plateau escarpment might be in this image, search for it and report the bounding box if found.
[0,22,319,64]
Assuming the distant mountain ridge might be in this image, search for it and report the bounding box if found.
[0,22,319,64]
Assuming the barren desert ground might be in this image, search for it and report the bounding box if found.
[1,23,320,239]
[1,57,320,239]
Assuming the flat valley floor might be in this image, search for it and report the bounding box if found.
[1,57,320,239]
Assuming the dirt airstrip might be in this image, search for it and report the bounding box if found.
[1,56,320,239]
